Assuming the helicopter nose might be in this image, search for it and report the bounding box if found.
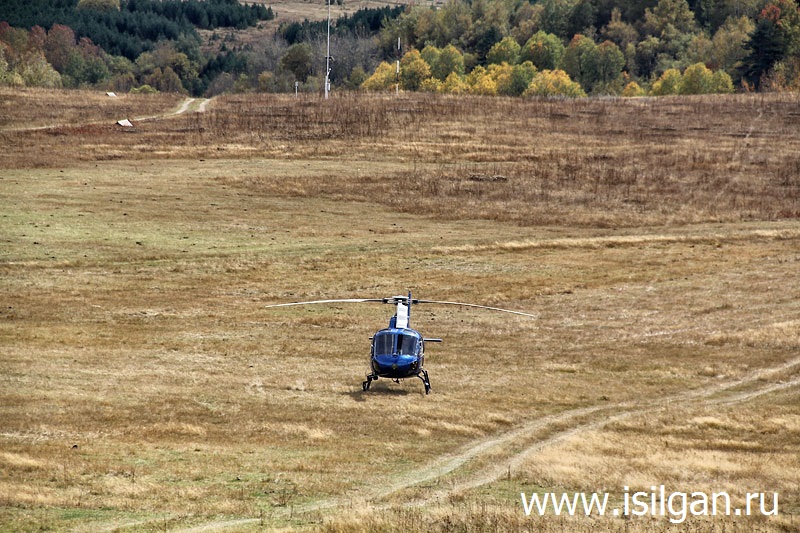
[374,354,418,377]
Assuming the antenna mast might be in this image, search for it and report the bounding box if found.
[324,0,332,99]
[395,37,401,95]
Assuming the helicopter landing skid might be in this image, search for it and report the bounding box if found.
[362,373,378,392]
[361,370,431,395]
[418,369,431,395]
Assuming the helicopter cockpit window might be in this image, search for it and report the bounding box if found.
[373,333,394,355]
[397,334,418,355]
[373,333,418,355]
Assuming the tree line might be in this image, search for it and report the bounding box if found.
[358,0,800,96]
[1,0,273,58]
[0,0,274,94]
[1,0,799,97]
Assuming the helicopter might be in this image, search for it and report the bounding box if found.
[264,291,536,394]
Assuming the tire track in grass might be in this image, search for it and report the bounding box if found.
[6,97,211,133]
[173,405,613,533]
[176,356,800,531]
[411,356,800,505]
[133,97,211,121]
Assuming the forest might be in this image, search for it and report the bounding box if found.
[1,0,799,97]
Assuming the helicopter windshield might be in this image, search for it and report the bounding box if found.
[397,333,418,355]
[373,333,393,355]
[373,332,419,355]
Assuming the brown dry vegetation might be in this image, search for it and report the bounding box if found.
[201,0,414,50]
[249,0,412,24]
[0,88,183,131]
[0,87,799,532]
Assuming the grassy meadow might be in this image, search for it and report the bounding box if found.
[1,87,799,531]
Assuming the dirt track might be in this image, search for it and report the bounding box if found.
[4,96,209,133]
[134,96,211,120]
[174,353,800,532]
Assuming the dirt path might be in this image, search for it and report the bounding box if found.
[6,97,210,133]
[433,225,800,254]
[134,97,211,121]
[415,358,800,505]
[176,355,800,532]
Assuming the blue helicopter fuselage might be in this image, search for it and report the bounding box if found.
[362,293,438,393]
[370,327,425,379]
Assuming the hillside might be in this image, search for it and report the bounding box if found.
[2,0,800,96]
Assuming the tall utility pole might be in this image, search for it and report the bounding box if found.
[324,0,332,99]
[395,37,400,95]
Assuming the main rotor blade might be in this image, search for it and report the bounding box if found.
[264,297,537,318]
[264,298,384,309]
[415,299,537,318]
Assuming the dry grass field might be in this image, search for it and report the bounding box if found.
[216,0,414,47]
[1,87,799,532]
[252,0,412,23]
